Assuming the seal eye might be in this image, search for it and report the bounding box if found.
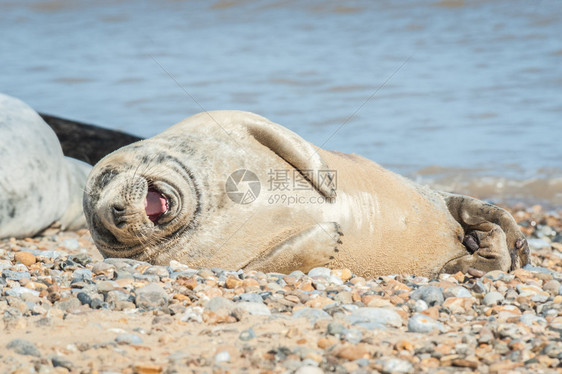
[145,188,169,223]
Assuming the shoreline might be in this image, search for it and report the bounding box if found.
[0,204,560,372]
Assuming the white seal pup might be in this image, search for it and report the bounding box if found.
[83,111,529,277]
[0,93,91,238]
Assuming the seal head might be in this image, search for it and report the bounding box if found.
[84,145,201,260]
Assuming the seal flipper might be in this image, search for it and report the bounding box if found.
[242,222,342,274]
[439,192,529,271]
[441,222,510,273]
[244,117,337,199]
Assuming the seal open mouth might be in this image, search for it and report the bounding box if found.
[145,188,169,222]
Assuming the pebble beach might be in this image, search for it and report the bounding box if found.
[0,205,561,374]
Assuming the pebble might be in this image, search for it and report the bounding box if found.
[307,267,331,278]
[13,251,36,266]
[135,283,168,310]
[0,208,560,372]
[295,366,324,374]
[483,291,504,305]
[4,286,40,298]
[293,308,332,323]
[234,301,271,316]
[215,351,231,363]
[407,313,443,333]
[2,270,31,281]
[239,328,256,341]
[346,308,402,329]
[443,286,472,298]
[410,286,444,306]
[380,358,414,374]
[115,333,144,345]
[327,322,346,336]
[520,314,547,326]
[342,328,362,344]
[527,238,551,251]
[543,279,560,294]
[6,339,41,357]
[412,299,428,312]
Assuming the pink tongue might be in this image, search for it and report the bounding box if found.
[145,190,168,222]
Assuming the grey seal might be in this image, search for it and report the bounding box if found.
[83,111,529,277]
[0,93,91,238]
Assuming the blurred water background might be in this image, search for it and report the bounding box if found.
[1,0,561,207]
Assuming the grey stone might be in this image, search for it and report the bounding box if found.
[72,269,92,283]
[520,314,547,326]
[106,290,134,306]
[333,291,353,304]
[484,270,512,282]
[104,258,150,268]
[410,286,444,306]
[239,328,256,341]
[234,302,270,316]
[327,275,344,285]
[408,313,443,333]
[6,339,41,357]
[443,286,472,299]
[327,322,346,336]
[69,253,91,266]
[308,267,331,278]
[527,239,551,251]
[56,297,82,312]
[295,366,324,374]
[289,270,305,278]
[2,270,31,281]
[50,355,73,370]
[135,283,168,310]
[238,293,264,303]
[4,286,40,298]
[33,250,68,259]
[167,260,193,272]
[413,299,428,312]
[96,281,117,293]
[342,328,362,344]
[143,265,170,278]
[91,262,116,277]
[543,280,561,294]
[346,308,402,329]
[523,264,555,274]
[76,292,92,306]
[170,270,199,280]
[115,333,143,345]
[205,296,235,312]
[380,358,414,374]
[470,280,488,294]
[483,291,504,306]
[293,308,332,323]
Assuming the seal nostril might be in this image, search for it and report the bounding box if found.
[112,205,125,214]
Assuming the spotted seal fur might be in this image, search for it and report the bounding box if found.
[0,94,91,238]
[83,111,529,276]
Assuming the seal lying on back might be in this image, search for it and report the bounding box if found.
[0,94,91,238]
[84,111,529,277]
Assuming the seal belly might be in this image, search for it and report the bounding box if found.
[319,149,466,277]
